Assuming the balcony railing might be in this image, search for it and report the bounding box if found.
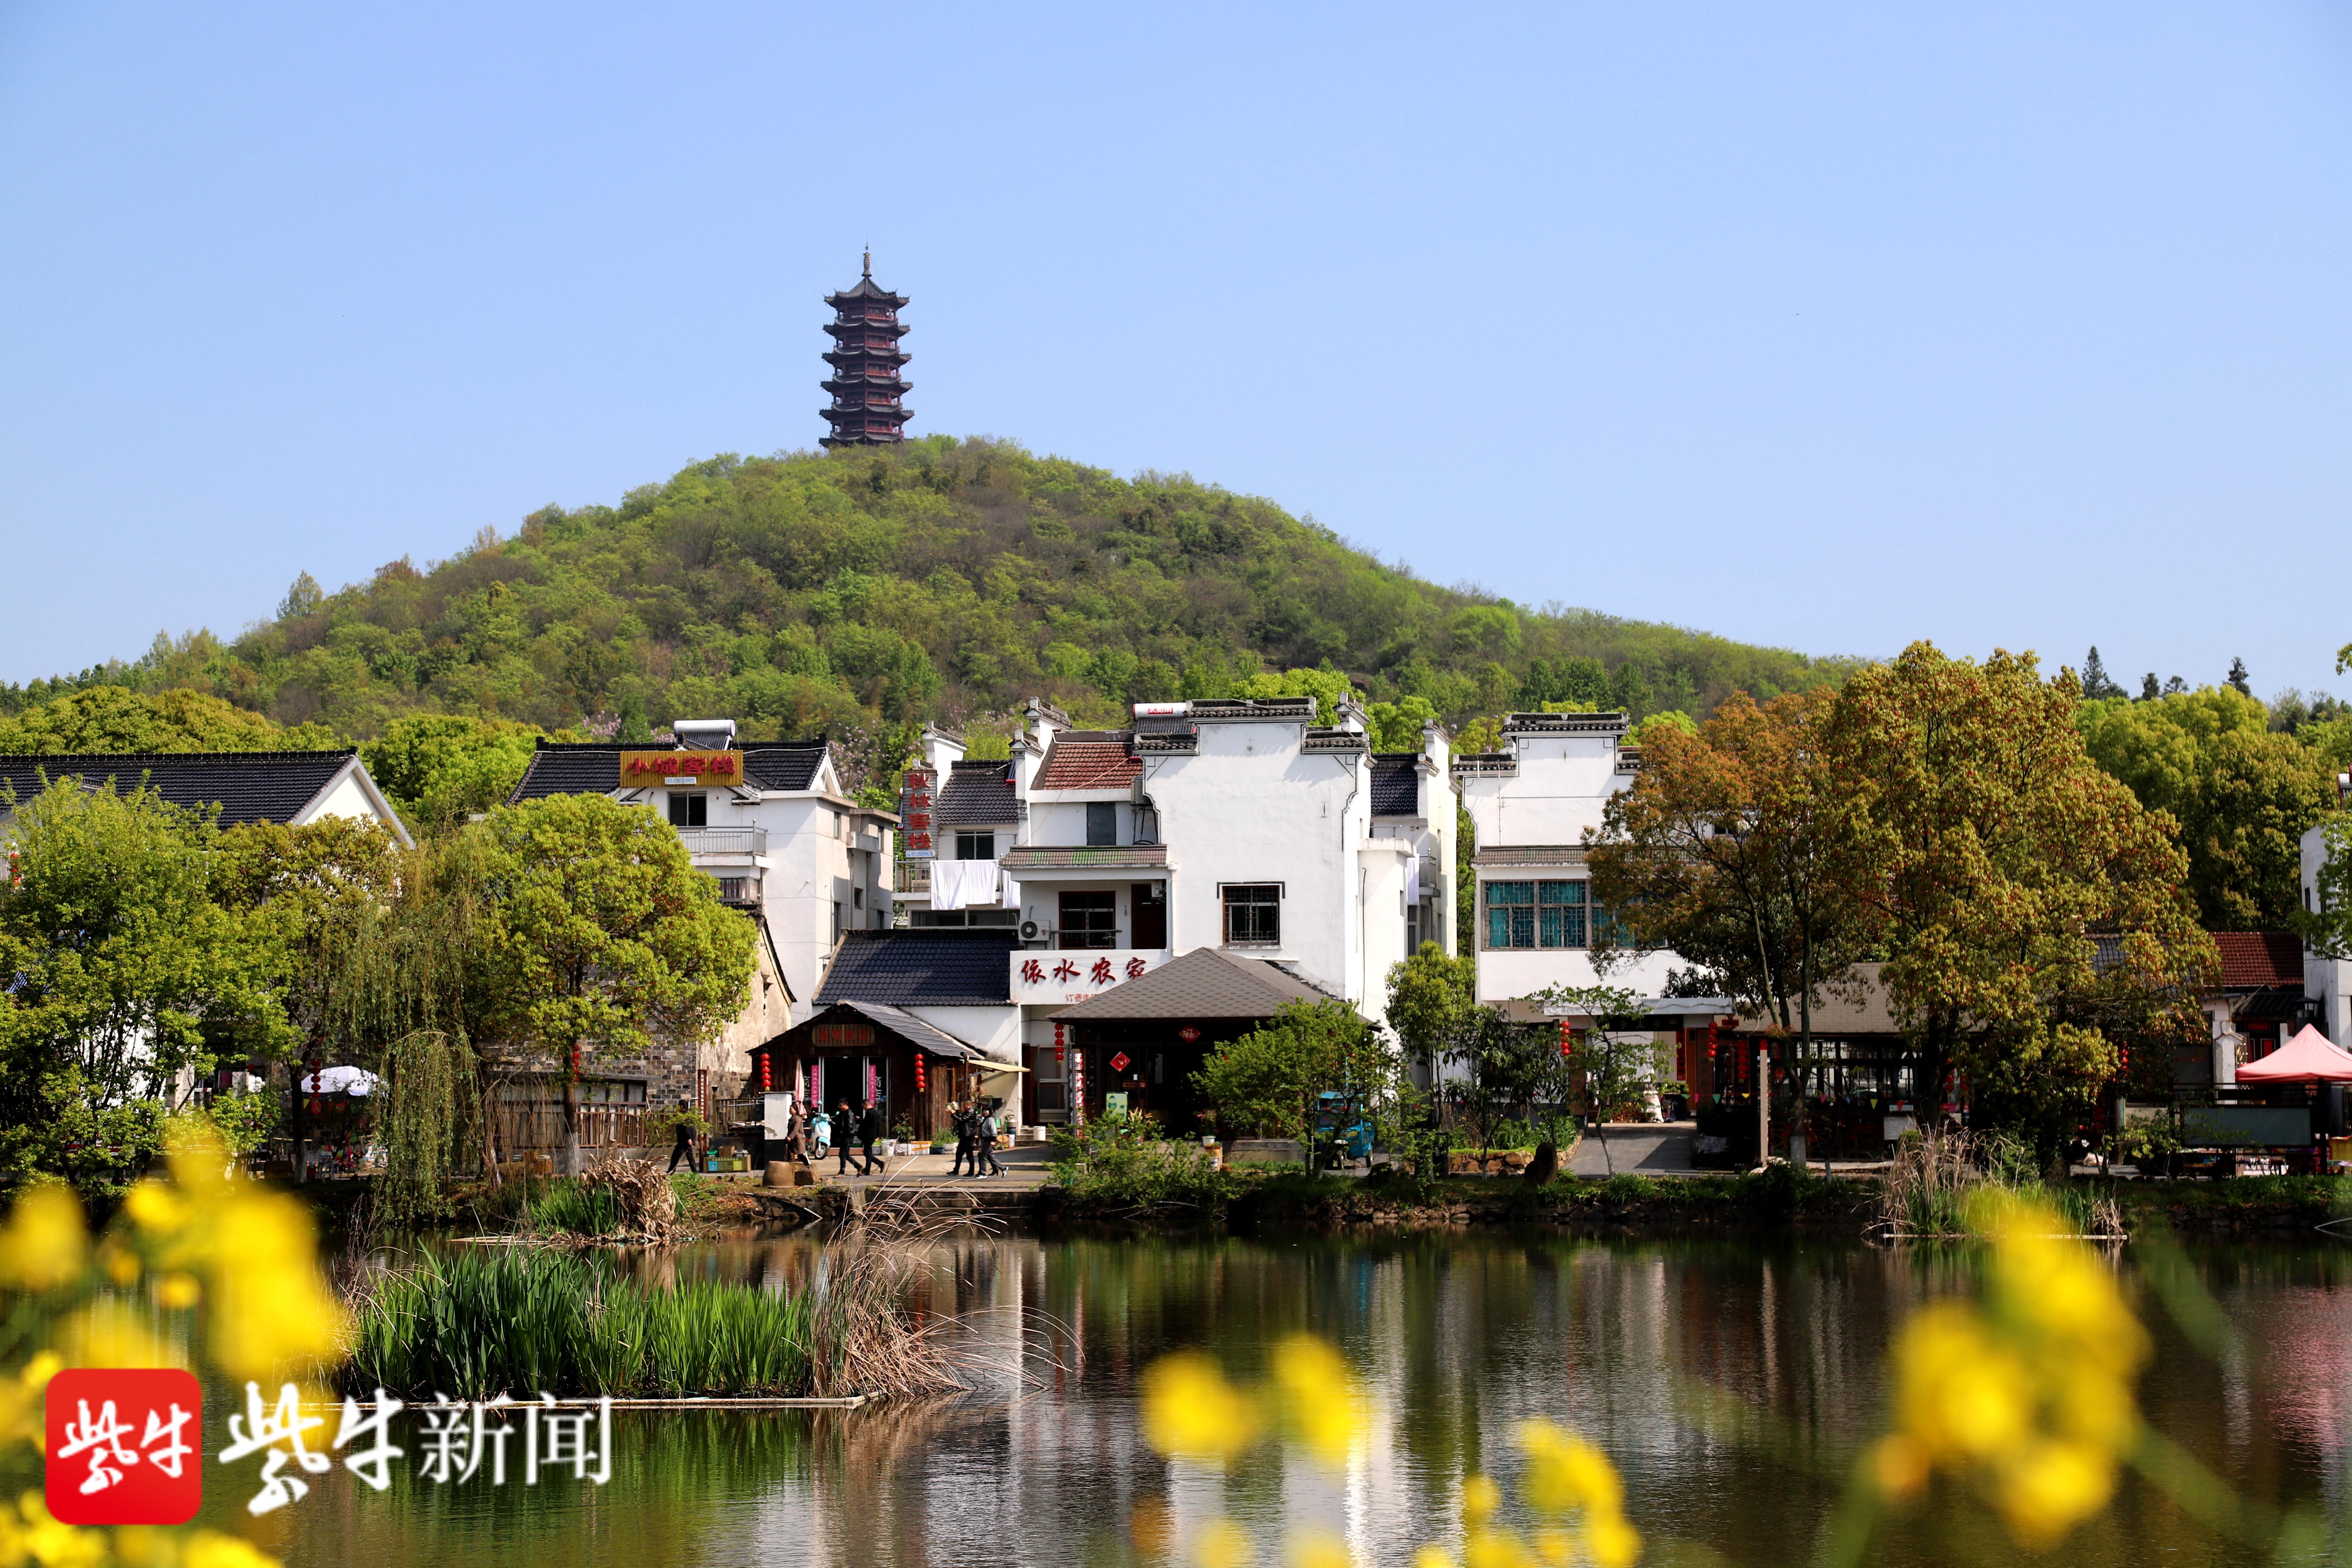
[894,859,932,894]
[678,826,766,856]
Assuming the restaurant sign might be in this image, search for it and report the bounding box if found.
[619,750,740,786]
[899,765,936,859]
[1010,948,1158,1004]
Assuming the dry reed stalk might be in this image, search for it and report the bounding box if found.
[579,1152,681,1245]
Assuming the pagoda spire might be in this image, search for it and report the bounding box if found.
[819,255,910,448]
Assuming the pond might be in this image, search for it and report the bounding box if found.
[201,1229,2352,1566]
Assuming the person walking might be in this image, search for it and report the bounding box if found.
[835,1099,861,1176]
[857,1099,885,1175]
[948,1100,973,1178]
[665,1099,697,1173]
[974,1106,1004,1178]
[781,1093,810,1166]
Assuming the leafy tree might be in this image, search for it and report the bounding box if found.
[0,780,289,1192]
[1588,689,1862,1116]
[1534,983,1664,1135]
[1818,643,2213,1159]
[474,793,756,1173]
[1365,696,1437,752]
[0,688,332,754]
[2139,673,2160,702]
[2079,646,2125,701]
[1625,710,1696,745]
[1233,667,1357,724]
[1609,662,1654,718]
[1438,1006,1571,1154]
[361,714,548,832]
[277,571,325,620]
[1193,1000,1404,1162]
[2227,657,2252,697]
[2078,686,2333,928]
[1384,941,1476,1078]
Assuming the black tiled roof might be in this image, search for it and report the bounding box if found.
[1053,946,1334,1023]
[0,750,363,829]
[935,760,1016,827]
[1369,753,1421,817]
[507,739,829,802]
[815,929,1020,1007]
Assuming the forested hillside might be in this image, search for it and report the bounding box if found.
[2,438,1851,778]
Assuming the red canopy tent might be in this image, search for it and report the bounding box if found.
[2236,1025,2352,1083]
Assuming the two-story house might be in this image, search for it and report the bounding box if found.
[1453,710,1684,1014]
[502,723,895,1145]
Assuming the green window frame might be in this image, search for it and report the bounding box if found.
[1537,880,1587,948]
[1483,881,1534,949]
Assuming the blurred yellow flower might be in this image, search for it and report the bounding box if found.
[1191,1517,1253,1568]
[1288,1528,1351,1568]
[1513,1421,1639,1568]
[1461,1475,1501,1525]
[5,1491,107,1568]
[57,1299,183,1371]
[1272,1335,1364,1468]
[180,1531,286,1568]
[0,1187,87,1292]
[155,1272,202,1311]
[1876,1196,2147,1551]
[1142,1352,1261,1464]
[1412,1548,1455,1568]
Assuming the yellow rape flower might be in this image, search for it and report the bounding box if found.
[180,1531,287,1568]
[1142,1351,1260,1464]
[0,1186,86,1292]
[1461,1475,1501,1525]
[1272,1335,1364,1467]
[1288,1528,1351,1568]
[1413,1548,1456,1568]
[7,1491,107,1568]
[56,1299,183,1371]
[1191,1517,1253,1568]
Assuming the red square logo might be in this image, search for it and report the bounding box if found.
[45,1368,203,1525]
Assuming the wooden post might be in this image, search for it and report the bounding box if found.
[1756,1041,1770,1168]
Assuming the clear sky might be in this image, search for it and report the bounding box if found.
[4,3,2349,698]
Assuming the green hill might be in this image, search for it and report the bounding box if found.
[2,436,1854,780]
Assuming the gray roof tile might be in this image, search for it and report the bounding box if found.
[1051,946,1334,1023]
[815,929,1021,1006]
[0,750,365,830]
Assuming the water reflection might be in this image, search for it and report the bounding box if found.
[225,1232,2349,1567]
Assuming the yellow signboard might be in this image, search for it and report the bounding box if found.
[619,749,741,786]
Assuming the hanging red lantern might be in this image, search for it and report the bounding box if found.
[914,1056,926,1093]
[760,1054,772,1091]
[1559,1020,1574,1058]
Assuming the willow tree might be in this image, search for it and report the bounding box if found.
[1817,643,2214,1158]
[219,817,493,1220]
[475,793,756,1176]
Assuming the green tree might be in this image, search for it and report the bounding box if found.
[1533,983,1664,1139]
[1193,1000,1403,1162]
[475,793,756,1173]
[0,688,332,754]
[2079,646,2125,701]
[1819,643,2214,1158]
[1234,667,1358,725]
[1384,940,1476,1078]
[2078,686,2333,928]
[361,714,548,833]
[0,780,289,1192]
[1365,696,1437,751]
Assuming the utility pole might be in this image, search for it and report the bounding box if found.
[1756,1041,1770,1168]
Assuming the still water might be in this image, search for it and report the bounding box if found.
[205,1231,2352,1567]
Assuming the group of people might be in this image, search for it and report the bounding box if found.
[695,1092,1005,1179]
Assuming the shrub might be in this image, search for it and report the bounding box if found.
[1050,1114,1236,1210]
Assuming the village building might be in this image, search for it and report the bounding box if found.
[496,724,892,1158]
[0,748,413,844]
[1452,710,1684,1015]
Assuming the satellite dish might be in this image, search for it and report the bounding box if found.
[1019,919,1041,942]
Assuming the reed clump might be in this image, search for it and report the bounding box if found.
[1874,1132,2122,1240]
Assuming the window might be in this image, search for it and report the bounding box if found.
[1059,891,1117,949]
[1223,884,1281,946]
[1086,802,1118,846]
[716,877,749,903]
[1484,880,1606,949]
[956,830,996,861]
[667,792,707,828]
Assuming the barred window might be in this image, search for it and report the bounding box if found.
[1223,884,1281,946]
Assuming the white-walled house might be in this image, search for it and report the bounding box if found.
[2301,818,2352,1041]
[0,749,414,845]
[1454,710,1683,1014]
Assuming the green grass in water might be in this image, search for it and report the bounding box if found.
[349,1248,816,1399]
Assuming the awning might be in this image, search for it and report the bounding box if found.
[2236,1025,2352,1083]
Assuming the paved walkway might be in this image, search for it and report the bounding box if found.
[727,1141,1059,1191]
[1568,1121,1706,1178]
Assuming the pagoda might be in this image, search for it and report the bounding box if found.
[819,251,911,447]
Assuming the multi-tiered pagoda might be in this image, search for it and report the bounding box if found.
[819,252,911,447]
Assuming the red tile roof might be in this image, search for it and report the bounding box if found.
[2213,931,2302,989]
[1034,736,1140,791]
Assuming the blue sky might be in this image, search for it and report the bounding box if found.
[4,3,2349,698]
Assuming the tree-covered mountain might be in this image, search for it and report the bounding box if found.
[3,437,1853,781]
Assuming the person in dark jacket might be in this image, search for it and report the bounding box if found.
[948,1101,974,1178]
[857,1101,884,1174]
[835,1099,860,1176]
[666,1099,697,1173]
